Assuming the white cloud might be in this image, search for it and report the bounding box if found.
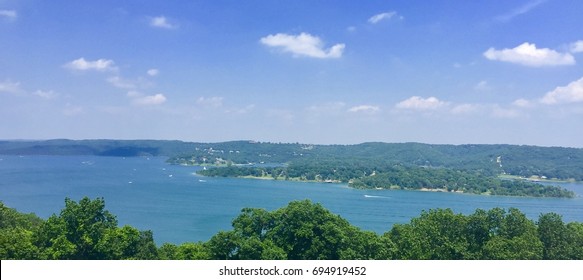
[132,93,167,106]
[260,32,345,59]
[395,96,447,110]
[570,40,583,53]
[483,42,575,67]
[348,105,380,114]
[33,90,58,99]
[368,11,399,24]
[540,77,583,105]
[197,96,224,108]
[64,58,117,72]
[0,9,17,20]
[150,16,177,29]
[0,80,21,94]
[147,69,159,76]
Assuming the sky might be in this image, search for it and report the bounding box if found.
[1,0,583,147]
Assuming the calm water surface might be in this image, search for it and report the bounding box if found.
[1,155,582,245]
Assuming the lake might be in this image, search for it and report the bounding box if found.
[1,155,582,245]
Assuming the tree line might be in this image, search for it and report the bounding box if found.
[197,164,575,198]
[2,197,582,260]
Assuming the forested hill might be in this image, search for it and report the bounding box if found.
[168,141,583,181]
[0,139,197,157]
[1,140,582,181]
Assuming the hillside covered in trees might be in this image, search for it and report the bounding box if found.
[167,141,583,181]
[2,197,582,260]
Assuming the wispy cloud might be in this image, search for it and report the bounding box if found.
[0,9,17,20]
[0,80,22,94]
[197,96,224,108]
[33,90,58,100]
[494,0,546,22]
[474,80,490,92]
[107,76,137,89]
[260,32,345,59]
[395,96,447,110]
[512,98,535,108]
[348,105,380,114]
[149,16,178,29]
[64,58,118,72]
[483,42,575,67]
[540,77,583,105]
[63,104,84,116]
[450,104,480,114]
[491,105,521,119]
[368,11,400,24]
[147,69,159,76]
[570,40,583,53]
[132,93,167,106]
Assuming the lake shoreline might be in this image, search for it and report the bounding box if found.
[197,173,577,198]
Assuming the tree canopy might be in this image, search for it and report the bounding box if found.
[1,198,582,260]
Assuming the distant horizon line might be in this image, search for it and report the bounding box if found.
[1,138,581,149]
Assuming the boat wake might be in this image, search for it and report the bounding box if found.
[364,194,391,199]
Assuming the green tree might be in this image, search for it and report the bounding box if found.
[34,197,117,259]
[267,200,358,260]
[537,213,571,259]
[32,197,156,260]
[97,226,158,260]
[388,209,469,259]
[0,202,43,259]
[176,242,211,260]
[482,208,543,259]
[0,228,40,259]
[565,222,583,259]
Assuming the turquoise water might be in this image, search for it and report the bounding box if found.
[1,155,582,245]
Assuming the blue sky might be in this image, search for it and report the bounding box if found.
[1,0,582,147]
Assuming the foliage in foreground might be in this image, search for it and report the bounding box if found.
[1,198,582,260]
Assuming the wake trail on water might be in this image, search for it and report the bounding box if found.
[364,194,392,199]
